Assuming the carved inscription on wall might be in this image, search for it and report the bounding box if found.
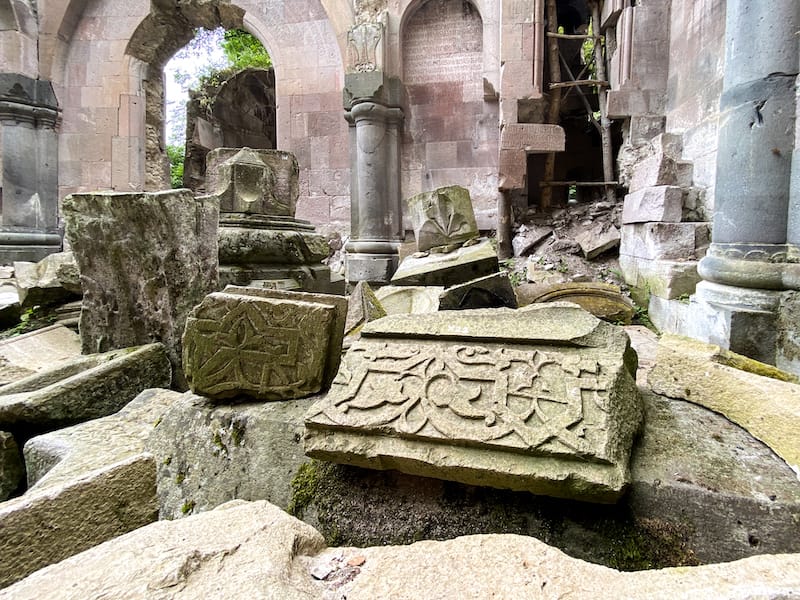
[308,339,617,462]
[346,22,385,73]
[183,292,336,401]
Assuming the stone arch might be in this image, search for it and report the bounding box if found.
[399,0,500,225]
[55,0,349,229]
[125,3,247,190]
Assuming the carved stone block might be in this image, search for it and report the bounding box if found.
[305,304,643,502]
[183,287,348,401]
[406,186,478,252]
[391,238,498,287]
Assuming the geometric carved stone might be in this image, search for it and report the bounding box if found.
[305,303,643,502]
[183,287,347,401]
[406,185,479,252]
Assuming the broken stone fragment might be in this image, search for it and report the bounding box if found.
[344,281,386,337]
[13,252,82,309]
[512,225,553,257]
[183,287,347,401]
[648,334,800,473]
[62,190,219,388]
[437,272,518,310]
[574,223,620,260]
[0,343,171,438]
[406,185,479,252]
[0,325,82,386]
[391,238,499,286]
[0,388,180,589]
[305,303,642,503]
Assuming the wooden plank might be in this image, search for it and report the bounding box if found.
[549,79,609,89]
[539,181,619,187]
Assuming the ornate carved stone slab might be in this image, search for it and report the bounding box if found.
[305,304,643,502]
[183,287,348,401]
[407,186,479,253]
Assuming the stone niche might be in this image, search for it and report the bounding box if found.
[305,303,643,503]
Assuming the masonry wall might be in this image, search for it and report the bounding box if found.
[44,0,350,232]
[400,0,500,227]
[665,0,726,218]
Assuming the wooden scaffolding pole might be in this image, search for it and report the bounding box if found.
[540,0,562,211]
[589,0,616,203]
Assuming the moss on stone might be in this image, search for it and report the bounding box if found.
[600,517,699,571]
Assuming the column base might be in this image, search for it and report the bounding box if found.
[680,281,800,374]
[345,253,399,285]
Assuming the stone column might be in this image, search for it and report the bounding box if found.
[691,0,800,368]
[343,18,405,285]
[0,74,61,262]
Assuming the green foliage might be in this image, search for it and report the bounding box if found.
[222,29,272,70]
[166,144,184,189]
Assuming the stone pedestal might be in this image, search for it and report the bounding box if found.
[343,19,404,285]
[0,74,61,262]
[205,148,335,293]
[691,0,800,373]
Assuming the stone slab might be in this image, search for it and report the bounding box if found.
[0,343,171,438]
[13,252,81,309]
[0,388,180,589]
[390,238,499,286]
[512,225,553,257]
[500,123,565,153]
[574,224,620,259]
[406,186,478,252]
[5,499,800,599]
[0,325,81,385]
[437,272,518,310]
[305,305,642,502]
[648,334,800,473]
[622,186,683,224]
[62,190,219,387]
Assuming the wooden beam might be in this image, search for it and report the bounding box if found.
[549,79,609,89]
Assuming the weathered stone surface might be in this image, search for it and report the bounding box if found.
[391,238,499,286]
[0,282,20,329]
[344,281,386,336]
[62,191,218,387]
[0,388,180,589]
[147,392,315,519]
[0,343,171,437]
[618,255,700,300]
[522,283,635,324]
[406,185,479,252]
[0,325,81,386]
[4,499,800,599]
[648,334,800,473]
[437,272,518,310]
[0,500,326,599]
[512,224,553,257]
[374,285,443,314]
[574,223,620,259]
[0,432,22,501]
[208,147,293,216]
[621,222,710,261]
[183,287,347,401]
[305,304,642,502]
[217,227,329,265]
[622,186,683,224]
[13,252,82,309]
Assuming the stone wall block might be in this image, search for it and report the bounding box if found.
[622,186,683,224]
[621,223,710,261]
